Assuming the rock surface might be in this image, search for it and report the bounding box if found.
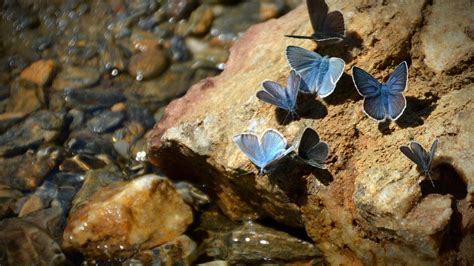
[149,1,473,264]
[19,59,56,86]
[62,174,193,258]
[0,218,66,265]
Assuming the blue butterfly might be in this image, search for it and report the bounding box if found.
[233,129,293,175]
[285,0,346,43]
[352,61,408,122]
[257,70,301,117]
[400,139,439,187]
[294,127,329,169]
[286,46,345,98]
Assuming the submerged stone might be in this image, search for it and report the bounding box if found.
[19,59,57,86]
[128,48,169,81]
[64,88,125,111]
[52,65,101,91]
[87,109,125,133]
[0,111,64,157]
[0,218,66,265]
[0,185,23,218]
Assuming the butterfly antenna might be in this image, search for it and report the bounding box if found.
[284,34,314,40]
[282,111,291,124]
[426,171,435,187]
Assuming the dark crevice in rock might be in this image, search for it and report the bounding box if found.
[439,200,463,255]
[256,216,314,243]
[420,163,467,200]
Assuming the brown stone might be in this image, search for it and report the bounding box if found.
[62,174,193,258]
[128,49,169,80]
[20,59,56,86]
[148,1,473,264]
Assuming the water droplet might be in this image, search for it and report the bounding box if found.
[244,237,250,242]
[259,239,269,245]
[111,69,119,76]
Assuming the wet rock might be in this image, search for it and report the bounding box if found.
[0,112,26,134]
[19,59,57,86]
[70,166,124,211]
[188,5,214,36]
[32,36,53,51]
[186,38,229,65]
[64,88,125,111]
[165,0,198,20]
[0,218,66,265]
[98,39,128,75]
[129,136,148,161]
[67,108,85,130]
[202,220,321,263]
[420,0,473,73]
[87,110,125,133]
[18,180,58,217]
[0,111,64,157]
[175,181,210,210]
[125,103,156,129]
[62,174,193,258]
[170,35,192,62]
[131,30,161,52]
[52,65,101,91]
[59,154,110,172]
[149,2,473,264]
[112,122,145,158]
[127,62,195,104]
[7,81,44,116]
[0,185,23,218]
[133,235,198,265]
[66,130,118,158]
[128,48,169,80]
[209,1,265,46]
[0,84,9,100]
[23,205,66,241]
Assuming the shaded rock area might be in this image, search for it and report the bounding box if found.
[149,0,473,264]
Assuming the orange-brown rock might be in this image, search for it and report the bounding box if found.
[62,174,193,258]
[148,0,473,264]
[19,59,56,86]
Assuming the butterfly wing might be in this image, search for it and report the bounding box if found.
[400,145,423,168]
[352,66,382,97]
[257,81,290,111]
[409,141,429,172]
[323,11,345,37]
[428,138,439,169]
[307,0,329,32]
[386,61,408,93]
[286,70,301,111]
[297,127,329,168]
[385,62,408,120]
[233,133,264,168]
[286,46,323,94]
[318,57,345,98]
[386,92,406,121]
[352,66,386,121]
[260,129,292,169]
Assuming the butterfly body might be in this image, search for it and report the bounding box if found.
[286,46,345,98]
[400,139,439,187]
[233,129,293,175]
[285,0,346,43]
[294,127,329,169]
[257,70,301,117]
[352,61,408,122]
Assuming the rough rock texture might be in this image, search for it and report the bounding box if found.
[62,174,193,258]
[149,0,473,264]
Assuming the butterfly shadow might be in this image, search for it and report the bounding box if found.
[420,160,467,200]
[266,157,308,202]
[316,31,363,63]
[323,72,362,106]
[275,94,328,125]
[396,95,439,129]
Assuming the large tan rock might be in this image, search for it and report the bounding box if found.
[62,174,193,258]
[148,0,473,264]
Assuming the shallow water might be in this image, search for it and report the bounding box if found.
[0,0,328,265]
